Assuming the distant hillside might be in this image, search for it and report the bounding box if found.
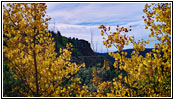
[96,48,153,63]
[49,30,96,57]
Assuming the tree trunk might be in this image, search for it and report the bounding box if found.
[33,49,39,97]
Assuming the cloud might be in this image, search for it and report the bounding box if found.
[46,3,146,25]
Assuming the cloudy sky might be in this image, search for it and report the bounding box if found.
[46,3,157,53]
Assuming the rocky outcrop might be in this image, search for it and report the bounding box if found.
[68,38,96,56]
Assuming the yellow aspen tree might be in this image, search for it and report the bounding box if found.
[98,3,171,97]
[3,3,85,97]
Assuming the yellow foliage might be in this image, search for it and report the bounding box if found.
[3,3,84,97]
[3,3,171,97]
[98,3,171,97]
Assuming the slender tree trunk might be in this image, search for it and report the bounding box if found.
[33,36,39,97]
[33,50,39,96]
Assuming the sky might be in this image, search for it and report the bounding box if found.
[46,3,157,53]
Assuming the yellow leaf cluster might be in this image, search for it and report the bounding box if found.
[3,3,85,97]
[97,3,171,97]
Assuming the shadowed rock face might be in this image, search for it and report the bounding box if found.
[75,39,96,56]
[66,37,96,56]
